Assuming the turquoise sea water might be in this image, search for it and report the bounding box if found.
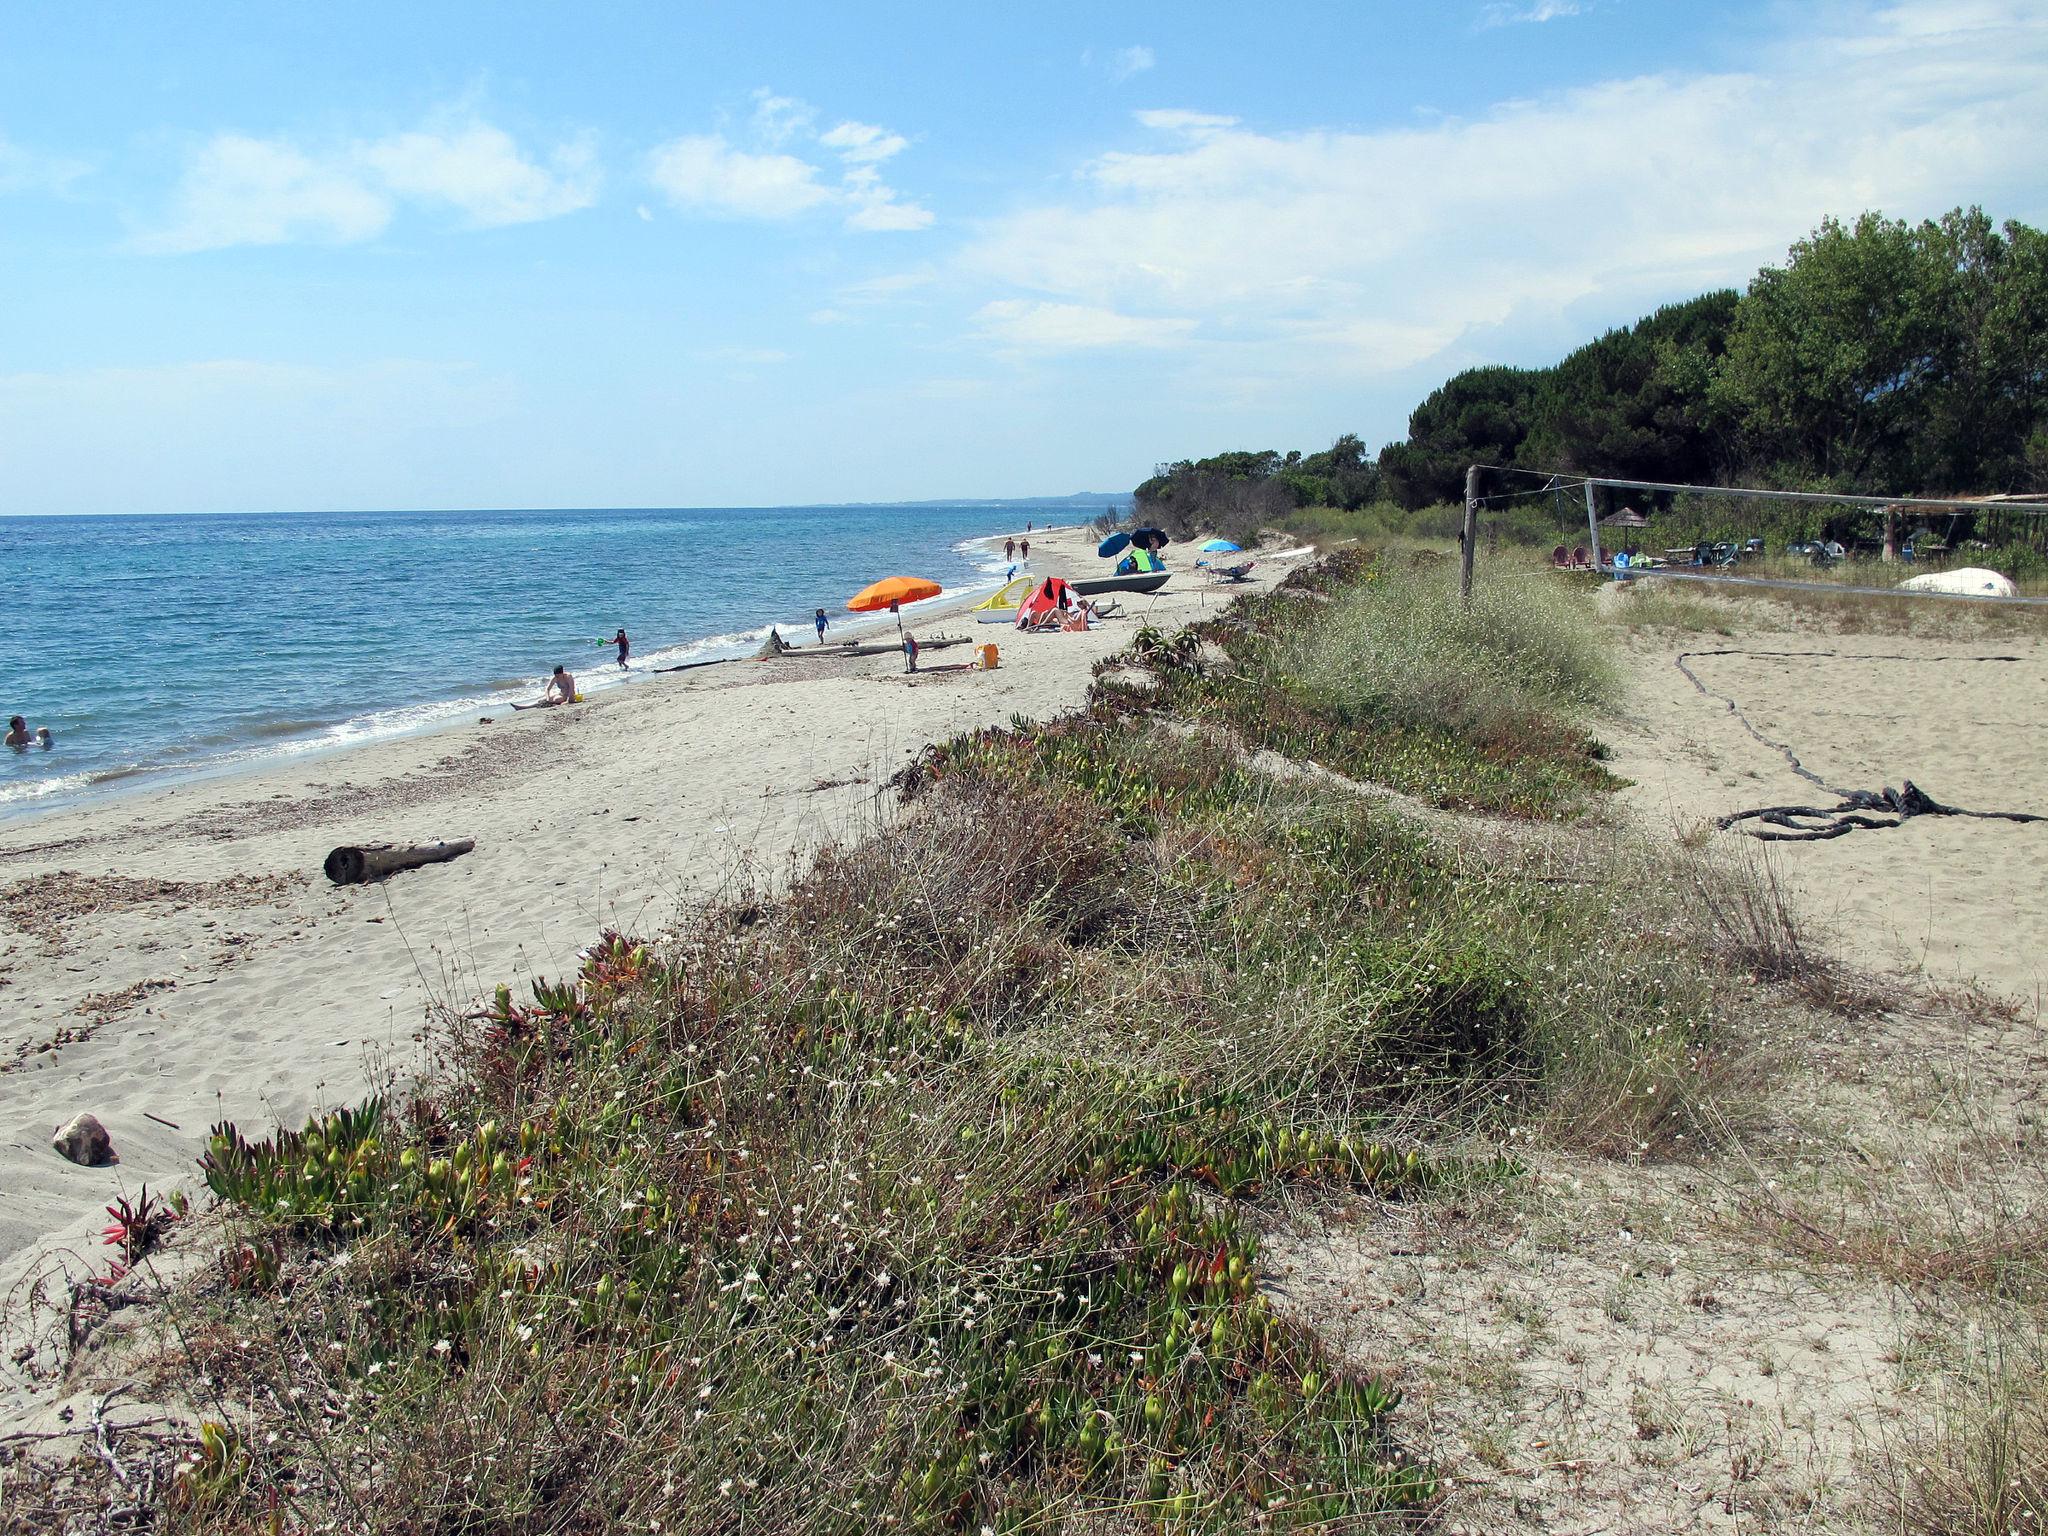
[0,502,1104,816]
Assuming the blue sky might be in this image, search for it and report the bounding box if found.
[3,0,2045,514]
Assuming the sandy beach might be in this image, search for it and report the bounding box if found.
[1601,587,2048,1010]
[0,527,1306,1352]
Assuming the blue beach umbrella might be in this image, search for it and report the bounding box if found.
[1201,538,1242,554]
[1097,532,1131,558]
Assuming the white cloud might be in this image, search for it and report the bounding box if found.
[844,179,934,231]
[141,118,599,253]
[820,121,908,164]
[362,125,598,226]
[749,89,816,147]
[1480,0,1584,25]
[143,135,393,252]
[1130,109,1238,135]
[975,300,1195,350]
[647,134,832,219]
[959,2,2048,366]
[1110,46,1156,82]
[0,134,90,195]
[650,92,931,233]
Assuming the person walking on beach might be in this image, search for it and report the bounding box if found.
[612,628,630,669]
[902,631,920,673]
[814,607,829,645]
[1005,537,1016,562]
[1019,537,1031,562]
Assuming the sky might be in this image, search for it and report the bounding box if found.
[2,0,2046,515]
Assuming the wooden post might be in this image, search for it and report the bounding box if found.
[1460,465,1481,603]
[1583,480,1604,573]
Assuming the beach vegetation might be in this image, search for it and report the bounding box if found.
[48,552,1788,1532]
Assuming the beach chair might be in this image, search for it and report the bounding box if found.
[1210,561,1256,584]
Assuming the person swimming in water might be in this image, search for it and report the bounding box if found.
[6,715,53,748]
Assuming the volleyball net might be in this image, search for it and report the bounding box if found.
[1466,471,2048,602]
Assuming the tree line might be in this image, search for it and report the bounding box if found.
[1136,207,2048,538]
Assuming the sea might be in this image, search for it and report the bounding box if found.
[0,501,1113,817]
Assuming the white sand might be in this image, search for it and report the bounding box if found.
[0,528,1305,1367]
[1602,613,2048,1009]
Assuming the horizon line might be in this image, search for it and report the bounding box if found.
[0,491,1138,521]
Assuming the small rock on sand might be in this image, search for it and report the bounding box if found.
[52,1112,115,1166]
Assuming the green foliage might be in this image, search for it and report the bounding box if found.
[1520,291,1739,484]
[1161,207,2046,538]
[1135,436,1387,545]
[1717,208,2048,493]
[1378,366,1543,509]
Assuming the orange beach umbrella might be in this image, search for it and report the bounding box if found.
[847,576,942,612]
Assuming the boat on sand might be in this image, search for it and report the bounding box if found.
[1071,571,1170,597]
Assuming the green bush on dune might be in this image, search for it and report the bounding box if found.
[1283,556,1619,744]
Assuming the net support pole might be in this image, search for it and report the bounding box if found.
[1460,464,1481,603]
[1583,479,1604,573]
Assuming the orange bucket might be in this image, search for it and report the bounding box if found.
[978,643,1000,671]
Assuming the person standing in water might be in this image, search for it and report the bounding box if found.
[814,607,829,645]
[1019,537,1031,562]
[613,628,630,669]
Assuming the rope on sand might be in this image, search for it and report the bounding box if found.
[1673,648,2047,841]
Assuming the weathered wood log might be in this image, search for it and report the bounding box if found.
[323,839,475,886]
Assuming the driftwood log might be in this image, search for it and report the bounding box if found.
[323,839,475,886]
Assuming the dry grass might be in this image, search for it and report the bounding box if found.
[1869,1314,2048,1535]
